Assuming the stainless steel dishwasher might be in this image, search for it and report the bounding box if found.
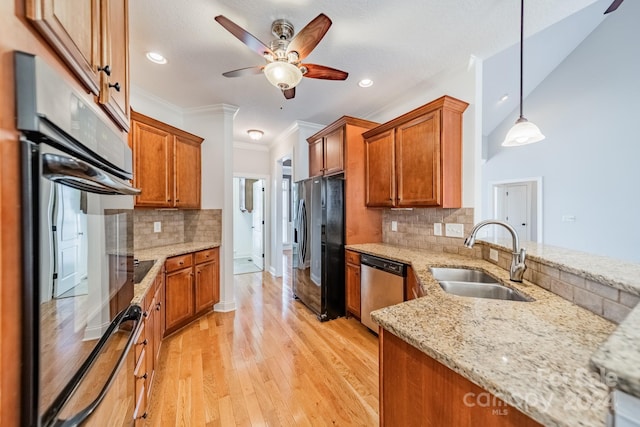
[360,254,406,332]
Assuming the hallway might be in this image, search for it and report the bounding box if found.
[145,261,379,426]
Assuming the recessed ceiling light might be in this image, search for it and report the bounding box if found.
[358,79,373,88]
[499,94,509,102]
[247,129,264,141]
[146,52,167,64]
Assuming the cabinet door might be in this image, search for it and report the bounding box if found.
[153,279,163,361]
[396,111,441,207]
[194,261,216,314]
[144,293,155,401]
[98,0,130,131]
[165,268,194,332]
[132,121,173,207]
[345,262,361,318]
[308,138,324,177]
[323,127,344,176]
[26,0,101,95]
[174,136,201,209]
[365,130,395,207]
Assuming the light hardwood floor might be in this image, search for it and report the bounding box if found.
[146,259,379,426]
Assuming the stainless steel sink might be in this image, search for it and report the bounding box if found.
[134,260,156,284]
[438,281,533,302]
[429,267,533,302]
[429,267,498,283]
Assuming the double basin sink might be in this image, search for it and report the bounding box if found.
[429,267,533,302]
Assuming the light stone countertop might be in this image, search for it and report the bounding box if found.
[347,243,616,427]
[131,241,220,305]
[478,238,640,296]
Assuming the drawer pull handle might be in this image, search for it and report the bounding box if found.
[108,82,121,92]
[137,372,148,380]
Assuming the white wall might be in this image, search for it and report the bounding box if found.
[233,144,270,176]
[130,84,184,128]
[482,1,640,262]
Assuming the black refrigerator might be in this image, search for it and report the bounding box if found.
[292,174,345,321]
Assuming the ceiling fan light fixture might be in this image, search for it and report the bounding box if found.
[264,61,303,90]
[247,129,264,141]
[502,117,545,146]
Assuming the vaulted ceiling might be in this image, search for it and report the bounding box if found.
[129,0,607,145]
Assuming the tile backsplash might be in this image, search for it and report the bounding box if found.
[382,207,480,257]
[134,209,221,250]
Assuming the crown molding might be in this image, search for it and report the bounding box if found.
[183,103,240,118]
[130,84,184,115]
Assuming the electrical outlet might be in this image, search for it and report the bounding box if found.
[153,221,162,233]
[445,223,464,238]
[391,221,398,232]
[490,248,499,262]
[434,223,443,236]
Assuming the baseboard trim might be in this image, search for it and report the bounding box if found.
[213,300,236,312]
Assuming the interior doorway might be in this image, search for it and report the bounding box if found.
[233,177,265,274]
[490,177,543,242]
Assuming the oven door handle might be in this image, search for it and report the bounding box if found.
[44,305,143,427]
[42,152,141,196]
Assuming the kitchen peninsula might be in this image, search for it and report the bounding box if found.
[346,242,631,427]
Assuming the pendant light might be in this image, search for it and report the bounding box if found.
[502,0,545,147]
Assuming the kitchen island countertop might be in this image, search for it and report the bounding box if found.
[347,243,616,427]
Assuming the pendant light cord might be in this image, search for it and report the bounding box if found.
[519,0,524,120]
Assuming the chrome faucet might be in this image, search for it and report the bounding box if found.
[463,220,527,282]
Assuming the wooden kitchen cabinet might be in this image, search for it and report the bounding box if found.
[364,95,468,208]
[345,250,361,318]
[308,117,383,245]
[26,0,131,131]
[194,248,220,314]
[379,329,541,427]
[308,127,344,177]
[405,266,421,300]
[130,111,203,209]
[164,248,219,336]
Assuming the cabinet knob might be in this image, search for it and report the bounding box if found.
[137,372,148,380]
[137,412,148,420]
[156,303,161,311]
[167,199,172,202]
[143,311,149,318]
[97,65,111,76]
[139,338,148,346]
[179,261,184,265]
[108,82,121,92]
[176,199,180,202]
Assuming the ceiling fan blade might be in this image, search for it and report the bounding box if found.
[286,14,332,61]
[222,66,264,78]
[302,64,348,80]
[604,0,623,13]
[215,15,273,58]
[283,88,295,99]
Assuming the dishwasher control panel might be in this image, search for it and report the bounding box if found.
[360,254,406,277]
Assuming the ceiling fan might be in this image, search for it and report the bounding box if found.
[214,13,348,99]
[604,0,623,14]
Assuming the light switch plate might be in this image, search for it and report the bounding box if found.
[391,221,398,232]
[445,223,464,238]
[490,248,499,262]
[434,223,443,236]
[153,221,162,233]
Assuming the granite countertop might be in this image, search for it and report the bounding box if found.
[479,238,640,296]
[131,241,220,305]
[347,243,616,427]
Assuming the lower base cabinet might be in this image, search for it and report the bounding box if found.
[134,271,164,424]
[165,248,219,336]
[345,250,361,318]
[379,328,541,427]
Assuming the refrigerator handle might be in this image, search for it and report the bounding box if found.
[44,305,143,426]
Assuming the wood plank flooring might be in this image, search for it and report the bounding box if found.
[146,260,379,426]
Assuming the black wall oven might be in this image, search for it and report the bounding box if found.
[16,51,142,426]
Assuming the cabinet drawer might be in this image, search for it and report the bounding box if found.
[345,250,360,265]
[165,254,193,272]
[195,248,217,264]
[134,321,147,361]
[134,346,146,378]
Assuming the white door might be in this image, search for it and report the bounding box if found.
[53,185,84,297]
[251,180,264,269]
[496,184,530,241]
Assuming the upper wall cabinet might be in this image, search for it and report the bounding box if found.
[26,0,131,131]
[363,95,469,208]
[130,111,203,209]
